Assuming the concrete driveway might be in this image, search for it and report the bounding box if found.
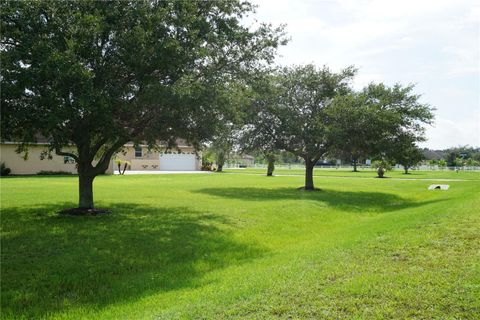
[115,170,212,175]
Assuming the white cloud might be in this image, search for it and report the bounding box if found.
[250,0,480,148]
[441,46,480,76]
[422,114,480,149]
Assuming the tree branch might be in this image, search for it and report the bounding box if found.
[312,151,324,164]
[55,147,79,163]
[93,139,127,175]
[90,136,109,159]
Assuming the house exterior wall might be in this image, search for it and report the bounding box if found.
[115,145,202,171]
[0,143,200,174]
[0,144,114,175]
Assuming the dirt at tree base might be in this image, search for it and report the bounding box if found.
[58,208,111,216]
[297,187,322,191]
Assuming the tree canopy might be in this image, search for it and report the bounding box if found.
[241,65,356,189]
[388,135,424,174]
[325,92,375,171]
[328,83,434,177]
[241,67,435,185]
[238,71,280,175]
[1,0,286,209]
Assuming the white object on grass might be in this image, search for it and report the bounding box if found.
[428,184,450,190]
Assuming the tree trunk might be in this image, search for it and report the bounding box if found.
[117,163,122,174]
[304,161,315,190]
[66,138,125,210]
[216,152,225,172]
[78,173,94,209]
[404,166,409,174]
[122,163,128,175]
[267,158,275,176]
[377,166,385,178]
[352,158,358,172]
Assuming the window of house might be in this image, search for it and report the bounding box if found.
[135,147,142,158]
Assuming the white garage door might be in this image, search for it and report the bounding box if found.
[159,154,197,171]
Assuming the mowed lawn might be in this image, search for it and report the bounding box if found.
[1,171,479,319]
[225,166,480,180]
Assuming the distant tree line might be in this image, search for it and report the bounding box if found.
[422,146,480,167]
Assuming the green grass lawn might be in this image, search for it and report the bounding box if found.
[225,166,480,180]
[1,171,479,319]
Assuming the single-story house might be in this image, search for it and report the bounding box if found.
[0,141,91,175]
[115,140,201,171]
[0,139,201,175]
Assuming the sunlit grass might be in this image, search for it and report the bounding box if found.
[1,171,479,319]
[225,166,480,180]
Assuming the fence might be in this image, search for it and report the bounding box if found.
[224,163,480,171]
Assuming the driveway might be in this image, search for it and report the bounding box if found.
[115,170,212,175]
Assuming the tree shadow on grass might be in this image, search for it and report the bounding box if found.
[1,203,265,318]
[195,187,445,213]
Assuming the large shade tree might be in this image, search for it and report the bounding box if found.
[1,0,285,210]
[335,83,433,177]
[390,136,425,174]
[239,72,281,176]
[209,123,237,172]
[364,83,434,177]
[325,93,376,172]
[327,83,434,177]
[248,65,356,189]
[207,80,249,172]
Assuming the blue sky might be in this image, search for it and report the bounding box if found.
[249,0,480,149]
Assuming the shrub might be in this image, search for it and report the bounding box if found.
[1,162,11,176]
[438,160,447,170]
[201,164,213,171]
[466,158,480,167]
[372,160,393,178]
